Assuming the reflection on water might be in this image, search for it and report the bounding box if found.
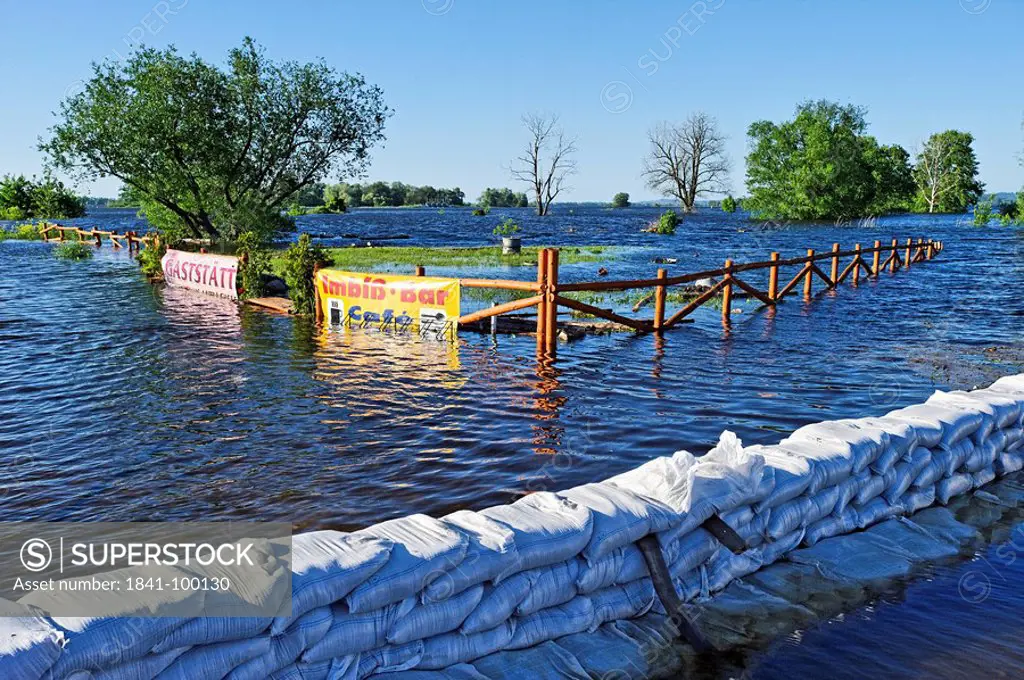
[2,210,1024,676]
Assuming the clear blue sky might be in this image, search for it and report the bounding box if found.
[1,0,1021,201]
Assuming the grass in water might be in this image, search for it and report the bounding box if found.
[0,223,43,241]
[270,244,612,277]
[53,242,93,260]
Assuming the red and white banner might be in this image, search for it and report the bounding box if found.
[161,249,239,300]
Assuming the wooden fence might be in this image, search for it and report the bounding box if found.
[39,223,157,251]
[445,237,943,355]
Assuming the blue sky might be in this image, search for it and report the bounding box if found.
[1,0,1021,201]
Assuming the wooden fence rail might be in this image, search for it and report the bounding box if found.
[38,223,158,251]
[438,236,943,355]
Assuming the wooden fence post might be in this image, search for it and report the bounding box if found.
[804,249,814,298]
[829,242,840,288]
[768,252,779,301]
[654,268,667,334]
[536,249,549,355]
[890,239,899,273]
[722,259,733,323]
[905,238,912,267]
[872,240,881,276]
[59,227,65,242]
[415,265,425,276]
[926,239,934,260]
[94,230,101,247]
[545,248,560,353]
[852,244,862,285]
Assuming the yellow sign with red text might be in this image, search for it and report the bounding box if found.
[317,270,460,340]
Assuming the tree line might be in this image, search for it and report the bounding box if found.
[0,174,85,220]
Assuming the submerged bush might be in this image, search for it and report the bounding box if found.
[136,239,167,278]
[648,210,679,235]
[973,198,993,226]
[54,242,93,260]
[236,231,272,299]
[721,195,738,213]
[283,233,332,315]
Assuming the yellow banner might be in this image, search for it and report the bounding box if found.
[317,270,460,339]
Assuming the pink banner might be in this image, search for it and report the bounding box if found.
[161,249,239,300]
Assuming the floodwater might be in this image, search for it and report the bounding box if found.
[2,206,1022,677]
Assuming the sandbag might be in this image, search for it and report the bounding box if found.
[426,511,518,602]
[48,614,192,677]
[775,438,854,491]
[460,571,530,635]
[859,417,920,460]
[557,623,655,680]
[357,641,424,677]
[389,585,484,645]
[508,598,596,650]
[471,641,591,680]
[856,497,905,528]
[855,469,893,506]
[0,611,64,680]
[833,472,869,512]
[153,636,270,680]
[590,578,657,626]
[559,482,679,563]
[900,485,937,514]
[226,607,333,680]
[928,389,1021,430]
[882,461,916,504]
[269,658,337,680]
[760,528,805,565]
[515,560,580,616]
[705,548,764,594]
[803,508,860,547]
[272,531,392,634]
[153,616,271,653]
[937,473,974,505]
[667,528,720,577]
[997,451,1024,474]
[765,495,813,540]
[302,599,413,663]
[575,545,637,594]
[417,621,515,670]
[749,445,816,511]
[348,515,468,613]
[480,493,592,580]
[963,440,998,473]
[374,664,488,679]
[683,431,766,519]
[972,466,997,489]
[789,531,916,584]
[788,419,889,473]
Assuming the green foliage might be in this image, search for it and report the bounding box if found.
[493,218,520,237]
[912,130,984,213]
[973,197,994,226]
[322,185,347,212]
[286,202,305,217]
[106,185,142,207]
[235,231,272,299]
[136,240,167,278]
[0,174,85,219]
[651,210,679,235]
[744,100,914,220]
[472,206,490,216]
[720,195,737,213]
[41,37,391,242]
[282,233,332,315]
[53,241,92,260]
[611,192,630,209]
[0,223,43,241]
[478,187,529,208]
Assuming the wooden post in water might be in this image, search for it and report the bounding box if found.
[536,249,549,355]
[853,244,862,285]
[872,240,881,276]
[926,239,934,260]
[804,249,814,298]
[890,238,899,273]
[415,265,425,277]
[905,238,913,267]
[654,268,667,334]
[721,259,733,323]
[829,243,840,288]
[93,230,101,247]
[768,252,780,301]
[545,249,560,353]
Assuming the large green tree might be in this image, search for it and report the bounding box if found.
[744,100,914,220]
[912,130,984,213]
[42,38,390,241]
[0,174,85,220]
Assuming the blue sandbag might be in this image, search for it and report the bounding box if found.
[153,616,271,653]
[302,599,411,663]
[515,560,580,616]
[471,641,591,680]
[92,647,189,680]
[425,511,518,602]
[508,598,596,650]
[226,607,333,680]
[417,621,515,670]
[388,585,484,645]
[155,636,270,680]
[0,611,64,680]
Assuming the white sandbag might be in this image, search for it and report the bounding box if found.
[226,607,334,680]
[348,515,468,613]
[426,511,518,602]
[665,528,720,578]
[760,528,805,565]
[606,452,697,513]
[856,497,905,529]
[963,440,998,473]
[749,445,816,511]
[516,560,580,617]
[357,641,424,677]
[556,623,656,680]
[417,621,516,670]
[833,472,869,513]
[900,486,937,514]
[803,508,860,547]
[859,417,920,460]
[855,470,893,506]
[153,616,271,653]
[303,599,413,663]
[869,445,903,475]
[775,437,852,491]
[684,431,766,518]
[460,571,531,635]
[730,508,770,549]
[765,495,813,540]
[508,598,596,650]
[272,531,392,634]
[389,585,484,645]
[882,461,916,504]
[1002,426,1024,450]
[0,611,64,680]
[705,547,764,593]
[944,438,975,476]
[997,451,1024,474]
[94,648,190,680]
[937,473,974,504]
[914,451,949,489]
[881,405,955,449]
[471,641,591,680]
[559,482,679,563]
[480,493,592,579]
[972,466,997,489]
[48,614,192,677]
[985,373,1024,396]
[590,579,657,626]
[787,419,889,473]
[154,637,270,680]
[575,545,635,594]
[269,658,337,680]
[929,389,1021,430]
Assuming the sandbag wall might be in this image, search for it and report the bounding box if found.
[7,374,1024,680]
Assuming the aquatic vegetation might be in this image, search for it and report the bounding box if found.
[0,223,42,240]
[136,240,167,278]
[236,231,272,299]
[53,241,93,260]
[645,210,679,235]
[283,233,333,315]
[493,218,520,237]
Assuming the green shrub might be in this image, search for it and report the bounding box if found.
[54,242,93,260]
[136,239,167,278]
[0,206,27,221]
[973,198,993,226]
[282,233,332,315]
[494,218,520,237]
[236,231,272,299]
[611,192,630,209]
[472,207,490,216]
[721,195,738,213]
[651,210,679,235]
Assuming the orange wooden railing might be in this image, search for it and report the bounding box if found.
[39,223,157,251]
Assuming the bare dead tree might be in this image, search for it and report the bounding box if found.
[510,113,578,216]
[642,112,730,212]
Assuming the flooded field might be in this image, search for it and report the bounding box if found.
[2,206,1022,677]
